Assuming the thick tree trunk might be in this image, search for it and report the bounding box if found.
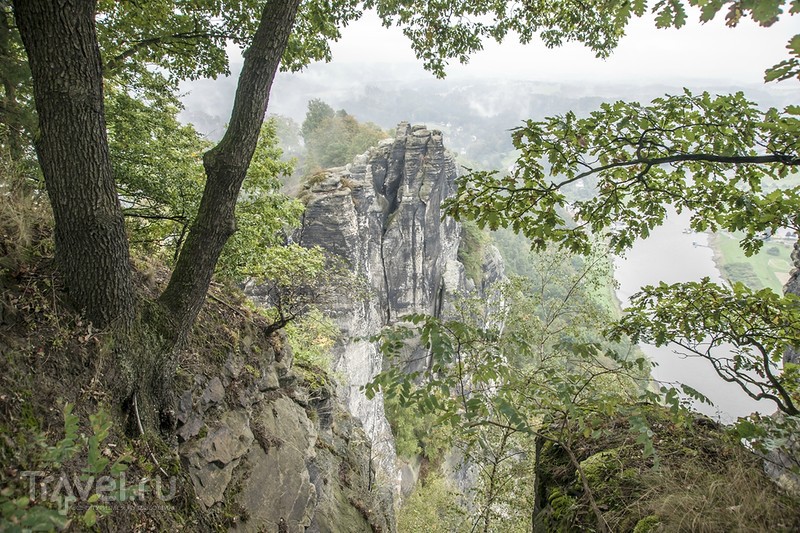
[159,0,301,338]
[13,0,134,328]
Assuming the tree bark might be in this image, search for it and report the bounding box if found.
[13,0,135,328]
[159,0,301,338]
[532,434,546,533]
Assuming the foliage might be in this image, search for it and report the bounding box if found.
[362,1,799,80]
[368,247,654,530]
[106,86,208,259]
[456,220,489,285]
[0,3,33,161]
[447,90,799,256]
[250,244,363,334]
[444,3,800,478]
[95,0,366,87]
[0,405,74,532]
[0,489,66,533]
[367,308,652,530]
[611,279,800,415]
[650,0,800,83]
[284,307,339,385]
[97,0,255,82]
[98,0,783,87]
[498,249,622,368]
[107,92,302,272]
[301,100,388,171]
[301,99,336,141]
[364,0,638,77]
[383,391,451,460]
[216,120,303,279]
[396,474,467,533]
[0,403,133,532]
[490,227,543,281]
[271,114,304,159]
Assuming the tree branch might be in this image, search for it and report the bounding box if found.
[524,153,800,194]
[104,30,232,73]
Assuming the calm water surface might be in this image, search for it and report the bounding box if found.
[614,210,771,422]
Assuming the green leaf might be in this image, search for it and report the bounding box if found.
[789,34,800,55]
[751,0,782,25]
[83,507,97,527]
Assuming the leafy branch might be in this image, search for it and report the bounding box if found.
[446,91,800,256]
[610,278,800,415]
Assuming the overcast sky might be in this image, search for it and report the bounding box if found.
[321,9,799,85]
[181,7,798,133]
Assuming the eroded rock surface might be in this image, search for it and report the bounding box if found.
[299,123,504,495]
[177,339,393,532]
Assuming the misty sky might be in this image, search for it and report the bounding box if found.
[181,7,798,134]
[325,10,798,85]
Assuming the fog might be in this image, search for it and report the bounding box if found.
[180,8,798,136]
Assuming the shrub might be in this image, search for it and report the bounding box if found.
[397,475,466,533]
[457,220,489,285]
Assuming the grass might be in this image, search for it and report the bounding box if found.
[539,407,800,532]
[711,232,793,293]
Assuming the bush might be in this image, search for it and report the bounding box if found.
[457,220,489,285]
[284,308,338,389]
[383,393,451,461]
[721,262,762,288]
[0,403,133,532]
[397,475,466,533]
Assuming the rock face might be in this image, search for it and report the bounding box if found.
[299,123,504,493]
[177,334,393,532]
[180,124,504,530]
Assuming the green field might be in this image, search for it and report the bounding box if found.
[711,232,794,293]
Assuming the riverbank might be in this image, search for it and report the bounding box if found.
[708,231,792,293]
[708,231,725,282]
[613,211,769,420]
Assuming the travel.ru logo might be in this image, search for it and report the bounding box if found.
[22,471,176,514]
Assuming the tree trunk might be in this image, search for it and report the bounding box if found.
[158,0,301,339]
[532,434,546,533]
[13,0,134,328]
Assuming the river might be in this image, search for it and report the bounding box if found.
[613,210,771,422]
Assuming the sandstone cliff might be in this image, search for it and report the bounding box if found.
[177,331,394,533]
[298,123,504,494]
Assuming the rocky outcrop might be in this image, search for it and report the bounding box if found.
[299,123,504,494]
[177,333,393,532]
